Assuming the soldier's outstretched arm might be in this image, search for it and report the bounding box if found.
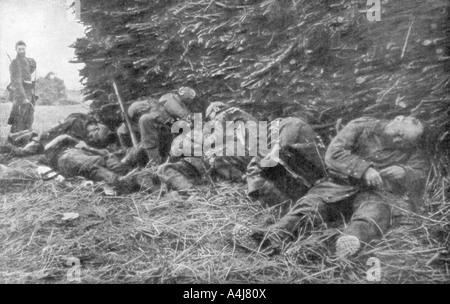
[74,141,109,157]
[44,134,79,151]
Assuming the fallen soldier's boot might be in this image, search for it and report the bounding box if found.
[121,146,149,167]
[335,235,361,258]
[113,169,141,193]
[232,224,293,253]
[144,148,162,165]
[114,169,161,193]
[232,224,262,251]
[135,170,161,192]
[0,142,31,156]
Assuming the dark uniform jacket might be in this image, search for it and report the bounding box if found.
[9,56,36,100]
[8,56,36,125]
[308,117,429,206]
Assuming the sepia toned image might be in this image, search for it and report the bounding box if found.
[0,0,449,287]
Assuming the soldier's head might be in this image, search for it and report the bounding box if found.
[15,41,27,57]
[384,116,424,149]
[86,121,114,148]
[178,87,196,103]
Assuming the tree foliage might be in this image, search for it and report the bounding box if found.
[35,72,67,105]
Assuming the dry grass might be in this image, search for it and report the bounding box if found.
[0,157,448,284]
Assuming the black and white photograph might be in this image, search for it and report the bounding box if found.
[0,0,449,287]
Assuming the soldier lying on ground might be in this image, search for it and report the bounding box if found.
[118,87,201,165]
[157,102,258,191]
[245,116,327,209]
[0,113,116,157]
[41,133,158,193]
[233,116,428,258]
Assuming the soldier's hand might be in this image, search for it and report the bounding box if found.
[24,99,35,110]
[380,166,406,180]
[363,167,383,188]
[75,141,88,150]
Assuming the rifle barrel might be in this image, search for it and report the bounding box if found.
[112,81,139,148]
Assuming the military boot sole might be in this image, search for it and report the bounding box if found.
[335,235,361,258]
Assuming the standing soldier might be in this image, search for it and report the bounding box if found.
[7,41,37,133]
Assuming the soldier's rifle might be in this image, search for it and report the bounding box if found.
[5,52,12,94]
[112,81,139,148]
[5,51,12,63]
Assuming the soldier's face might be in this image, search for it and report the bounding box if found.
[16,45,26,57]
[385,117,423,148]
[87,123,112,146]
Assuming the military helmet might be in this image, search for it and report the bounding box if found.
[178,87,196,100]
[205,102,228,120]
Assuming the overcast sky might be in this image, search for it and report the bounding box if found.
[0,0,86,90]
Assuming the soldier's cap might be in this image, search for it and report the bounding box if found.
[205,102,228,120]
[178,87,196,100]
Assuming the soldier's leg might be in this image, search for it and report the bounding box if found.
[117,123,133,148]
[234,193,343,251]
[104,154,131,175]
[15,102,34,133]
[9,99,22,134]
[0,141,42,157]
[246,156,290,208]
[139,113,162,164]
[25,91,35,131]
[213,156,248,181]
[57,149,117,183]
[24,105,35,131]
[158,124,174,161]
[336,191,391,257]
[59,151,159,193]
[269,194,341,236]
[157,157,205,191]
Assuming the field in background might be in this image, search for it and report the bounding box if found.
[0,103,89,142]
[66,90,84,104]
